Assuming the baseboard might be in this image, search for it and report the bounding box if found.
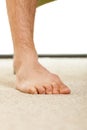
[0,54,87,58]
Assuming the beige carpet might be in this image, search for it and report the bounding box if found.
[0,58,87,130]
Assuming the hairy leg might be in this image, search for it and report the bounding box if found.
[6,0,71,94]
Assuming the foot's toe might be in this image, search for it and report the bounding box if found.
[16,84,38,94]
[35,86,45,94]
[52,74,71,94]
[60,85,71,94]
[45,84,52,94]
[28,87,38,94]
[52,82,60,94]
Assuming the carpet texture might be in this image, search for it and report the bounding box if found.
[0,58,87,130]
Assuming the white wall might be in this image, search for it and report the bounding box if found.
[0,0,13,54]
[0,0,87,55]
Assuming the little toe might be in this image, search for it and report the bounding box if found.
[16,85,38,94]
[35,86,45,94]
[27,87,38,94]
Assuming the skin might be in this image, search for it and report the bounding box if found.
[6,0,71,94]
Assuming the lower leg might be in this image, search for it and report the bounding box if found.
[6,0,71,94]
[6,0,38,72]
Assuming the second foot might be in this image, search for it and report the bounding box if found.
[16,62,71,94]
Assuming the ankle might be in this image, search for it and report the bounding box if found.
[14,48,38,73]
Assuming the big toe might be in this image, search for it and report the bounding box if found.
[60,85,71,94]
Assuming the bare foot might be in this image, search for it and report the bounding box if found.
[14,50,71,94]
